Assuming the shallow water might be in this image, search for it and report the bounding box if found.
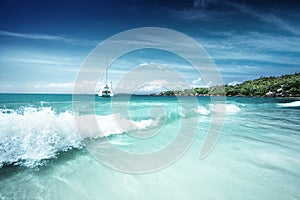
[0,94,299,199]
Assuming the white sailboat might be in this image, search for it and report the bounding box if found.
[98,68,113,97]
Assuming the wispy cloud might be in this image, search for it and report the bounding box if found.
[0,30,99,46]
[224,1,300,36]
[135,79,168,94]
[29,82,75,94]
[169,8,223,20]
[0,49,83,68]
[202,31,300,53]
[33,80,101,94]
[197,31,300,66]
[35,82,74,89]
[173,0,300,36]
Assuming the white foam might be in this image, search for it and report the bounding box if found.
[178,107,186,117]
[211,104,241,114]
[277,101,300,107]
[0,107,81,167]
[195,106,211,115]
[0,107,156,168]
[85,113,156,137]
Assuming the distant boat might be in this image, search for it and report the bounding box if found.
[98,68,113,97]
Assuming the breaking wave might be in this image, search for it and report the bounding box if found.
[277,101,300,107]
[0,103,241,168]
[195,104,241,115]
[0,107,157,168]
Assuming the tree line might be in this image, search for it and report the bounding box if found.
[155,72,300,97]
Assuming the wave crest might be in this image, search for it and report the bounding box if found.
[211,104,241,114]
[195,104,241,115]
[0,107,81,168]
[0,107,158,168]
[277,101,300,107]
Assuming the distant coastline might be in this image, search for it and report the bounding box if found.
[151,73,300,97]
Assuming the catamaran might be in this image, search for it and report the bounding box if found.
[98,68,113,97]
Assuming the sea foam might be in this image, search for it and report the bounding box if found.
[195,106,211,115]
[195,104,241,115]
[277,101,300,107]
[211,104,241,114]
[0,107,156,168]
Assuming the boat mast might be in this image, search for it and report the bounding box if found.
[105,67,108,86]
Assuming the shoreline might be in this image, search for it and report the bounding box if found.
[152,72,300,98]
[148,94,300,98]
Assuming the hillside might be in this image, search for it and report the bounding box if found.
[155,73,300,97]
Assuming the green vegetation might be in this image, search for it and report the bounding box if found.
[155,73,300,97]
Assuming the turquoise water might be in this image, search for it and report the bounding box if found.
[0,94,300,199]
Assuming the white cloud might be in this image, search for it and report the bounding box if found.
[227,81,241,86]
[192,77,202,84]
[134,79,190,94]
[197,31,300,66]
[128,79,169,94]
[138,62,148,67]
[33,80,101,94]
[136,85,165,94]
[113,64,194,94]
[0,49,83,68]
[35,82,74,89]
[149,79,168,85]
[0,30,99,46]
[30,82,75,94]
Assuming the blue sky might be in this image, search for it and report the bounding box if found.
[0,0,299,93]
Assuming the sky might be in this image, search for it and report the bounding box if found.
[0,0,299,93]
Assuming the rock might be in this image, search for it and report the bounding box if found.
[266,91,275,96]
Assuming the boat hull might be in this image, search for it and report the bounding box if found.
[98,91,113,97]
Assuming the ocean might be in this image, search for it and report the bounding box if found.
[0,94,299,199]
